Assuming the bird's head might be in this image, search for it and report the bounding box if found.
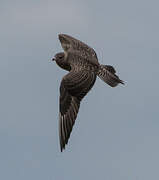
[52,52,71,71]
[58,34,73,52]
[52,52,65,62]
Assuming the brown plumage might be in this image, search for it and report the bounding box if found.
[52,34,124,151]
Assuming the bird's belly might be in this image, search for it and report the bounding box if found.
[72,62,98,72]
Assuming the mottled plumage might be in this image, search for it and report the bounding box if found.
[52,34,124,151]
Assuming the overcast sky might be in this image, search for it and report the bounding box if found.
[1,0,159,179]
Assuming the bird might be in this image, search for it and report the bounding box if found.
[52,34,124,152]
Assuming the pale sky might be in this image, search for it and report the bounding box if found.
[1,0,159,179]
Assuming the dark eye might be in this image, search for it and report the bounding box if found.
[59,56,63,59]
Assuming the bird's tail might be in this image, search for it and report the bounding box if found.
[97,64,124,87]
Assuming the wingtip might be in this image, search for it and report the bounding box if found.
[60,145,63,152]
[58,34,62,41]
[60,145,65,152]
[58,34,67,40]
[58,34,63,38]
[58,34,73,42]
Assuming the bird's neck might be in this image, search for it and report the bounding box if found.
[56,59,71,71]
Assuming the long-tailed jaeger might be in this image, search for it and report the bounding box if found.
[52,34,124,152]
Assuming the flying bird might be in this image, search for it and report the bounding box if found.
[52,34,124,151]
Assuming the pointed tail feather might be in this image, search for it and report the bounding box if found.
[97,65,124,87]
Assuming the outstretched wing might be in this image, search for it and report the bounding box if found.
[59,70,96,151]
[58,34,99,66]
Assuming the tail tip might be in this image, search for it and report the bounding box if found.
[120,80,125,85]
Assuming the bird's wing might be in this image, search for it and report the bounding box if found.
[58,34,99,66]
[59,70,96,151]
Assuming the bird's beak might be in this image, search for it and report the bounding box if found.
[52,57,56,61]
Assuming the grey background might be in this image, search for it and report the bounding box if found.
[1,0,159,179]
